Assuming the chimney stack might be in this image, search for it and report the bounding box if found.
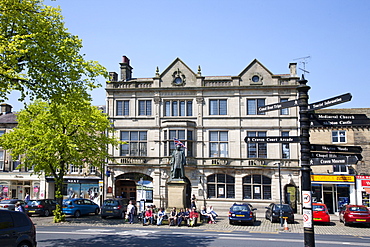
[120,55,133,81]
[289,62,297,77]
[0,103,12,114]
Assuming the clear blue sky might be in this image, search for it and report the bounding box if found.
[8,0,370,111]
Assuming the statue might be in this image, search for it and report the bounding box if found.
[170,145,186,179]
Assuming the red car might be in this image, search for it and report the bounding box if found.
[312,203,330,224]
[340,205,370,226]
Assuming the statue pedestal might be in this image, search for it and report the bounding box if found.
[167,179,187,209]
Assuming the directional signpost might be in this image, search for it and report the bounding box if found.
[251,74,358,247]
[257,99,300,113]
[310,144,362,153]
[309,113,370,127]
[307,93,352,111]
[244,136,300,143]
[310,156,359,166]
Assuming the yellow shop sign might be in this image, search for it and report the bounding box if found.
[311,175,354,183]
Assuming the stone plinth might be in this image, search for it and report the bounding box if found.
[167,179,187,209]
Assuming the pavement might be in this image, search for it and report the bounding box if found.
[31,213,370,237]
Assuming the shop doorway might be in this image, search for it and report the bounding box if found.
[324,192,334,214]
[285,184,297,213]
[115,173,153,203]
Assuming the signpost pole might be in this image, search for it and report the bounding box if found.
[297,75,315,247]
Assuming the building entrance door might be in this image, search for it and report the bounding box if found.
[324,191,334,214]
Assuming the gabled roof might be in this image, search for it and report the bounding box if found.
[238,59,273,77]
[160,57,197,77]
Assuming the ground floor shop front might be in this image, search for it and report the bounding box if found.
[311,174,355,214]
[0,173,45,200]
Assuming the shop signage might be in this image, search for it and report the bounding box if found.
[307,93,352,111]
[244,136,300,143]
[310,156,358,166]
[310,144,362,153]
[311,175,355,183]
[357,175,370,179]
[361,180,370,187]
[257,99,300,113]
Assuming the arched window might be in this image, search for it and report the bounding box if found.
[207,174,235,198]
[243,175,271,200]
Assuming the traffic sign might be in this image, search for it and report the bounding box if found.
[257,99,300,113]
[310,144,362,153]
[307,93,352,111]
[244,136,300,143]
[310,152,363,161]
[310,156,359,166]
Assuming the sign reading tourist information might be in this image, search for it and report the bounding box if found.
[244,136,300,143]
[310,144,362,153]
[310,156,359,166]
[309,113,370,127]
[307,93,352,111]
[257,99,300,113]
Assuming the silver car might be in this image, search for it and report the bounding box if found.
[0,199,26,211]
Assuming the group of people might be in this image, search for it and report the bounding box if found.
[166,207,199,227]
[200,205,218,224]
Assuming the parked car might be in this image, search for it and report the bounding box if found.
[312,203,330,224]
[265,203,294,223]
[62,198,100,218]
[228,203,257,225]
[25,199,57,217]
[339,204,370,226]
[101,198,128,219]
[0,199,26,211]
[0,209,37,247]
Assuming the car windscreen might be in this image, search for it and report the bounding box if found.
[63,201,72,206]
[27,200,41,206]
[231,205,250,211]
[275,205,292,211]
[313,205,325,211]
[0,200,14,204]
[103,200,119,206]
[349,207,368,212]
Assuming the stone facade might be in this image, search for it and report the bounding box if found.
[105,56,302,213]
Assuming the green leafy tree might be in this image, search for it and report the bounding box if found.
[0,96,121,222]
[0,0,107,102]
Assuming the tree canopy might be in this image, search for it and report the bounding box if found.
[0,97,120,178]
[0,0,107,102]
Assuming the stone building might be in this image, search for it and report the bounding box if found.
[105,56,302,213]
[309,108,370,213]
[0,104,46,201]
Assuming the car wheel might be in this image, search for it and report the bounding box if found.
[17,241,32,247]
[74,210,81,218]
[44,210,50,217]
[229,220,234,225]
[101,215,107,219]
[269,215,274,223]
[344,220,349,226]
[95,208,100,215]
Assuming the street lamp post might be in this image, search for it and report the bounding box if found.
[279,162,283,228]
[297,75,315,247]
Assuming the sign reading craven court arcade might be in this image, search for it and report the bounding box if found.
[244,136,300,143]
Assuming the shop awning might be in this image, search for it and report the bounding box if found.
[364,188,370,194]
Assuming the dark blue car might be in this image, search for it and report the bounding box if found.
[62,198,100,218]
[228,203,257,225]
